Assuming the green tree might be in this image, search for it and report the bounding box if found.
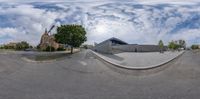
[55,25,87,54]
[36,45,40,49]
[158,40,164,53]
[191,45,199,49]
[178,39,186,49]
[168,41,179,50]
[16,41,30,50]
[29,46,33,49]
[21,41,29,49]
[168,41,174,50]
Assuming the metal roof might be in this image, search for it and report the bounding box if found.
[97,37,128,45]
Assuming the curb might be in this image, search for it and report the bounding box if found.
[20,50,81,63]
[90,50,185,70]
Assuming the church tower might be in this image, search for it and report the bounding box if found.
[38,27,60,51]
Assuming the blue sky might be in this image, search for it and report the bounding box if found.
[0,0,200,46]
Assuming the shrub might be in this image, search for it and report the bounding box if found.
[57,47,65,51]
[45,46,55,52]
[191,45,199,49]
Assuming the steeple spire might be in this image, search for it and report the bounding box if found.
[44,28,48,34]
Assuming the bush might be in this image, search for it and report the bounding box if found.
[36,45,40,49]
[57,47,65,51]
[191,45,199,49]
[44,46,55,52]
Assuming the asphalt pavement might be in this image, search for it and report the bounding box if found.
[0,50,200,99]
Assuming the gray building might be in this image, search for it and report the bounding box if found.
[93,37,167,54]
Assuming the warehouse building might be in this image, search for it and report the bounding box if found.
[93,37,167,54]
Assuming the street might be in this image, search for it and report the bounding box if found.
[0,50,200,99]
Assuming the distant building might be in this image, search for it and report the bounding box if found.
[81,44,94,49]
[38,29,60,50]
[93,37,167,54]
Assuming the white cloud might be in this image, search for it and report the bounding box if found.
[172,29,200,41]
[136,0,200,5]
[0,4,64,45]
[0,1,200,46]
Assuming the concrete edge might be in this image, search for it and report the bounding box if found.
[20,50,81,63]
[90,50,185,70]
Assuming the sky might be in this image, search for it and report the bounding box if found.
[0,0,200,46]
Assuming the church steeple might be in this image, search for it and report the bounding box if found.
[44,28,48,35]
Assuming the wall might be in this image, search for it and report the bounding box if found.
[93,40,112,54]
[112,44,140,52]
[112,44,167,53]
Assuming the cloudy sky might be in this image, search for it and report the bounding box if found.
[0,0,200,46]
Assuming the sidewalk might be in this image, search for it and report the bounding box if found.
[91,50,184,69]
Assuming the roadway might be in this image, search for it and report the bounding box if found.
[0,50,200,99]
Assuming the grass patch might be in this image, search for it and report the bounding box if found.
[34,54,69,61]
[21,49,80,61]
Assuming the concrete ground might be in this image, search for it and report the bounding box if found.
[0,50,200,99]
[96,51,183,67]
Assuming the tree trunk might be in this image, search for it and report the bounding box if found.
[70,46,73,54]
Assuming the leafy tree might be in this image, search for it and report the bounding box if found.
[55,25,87,54]
[158,40,164,53]
[191,45,199,49]
[36,45,40,49]
[29,46,33,49]
[16,43,22,50]
[168,41,174,50]
[168,39,186,51]
[168,41,179,50]
[21,41,29,49]
[178,39,186,49]
[3,45,8,49]
[16,41,30,50]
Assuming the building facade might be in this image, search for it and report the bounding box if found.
[38,29,60,50]
[93,37,167,54]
